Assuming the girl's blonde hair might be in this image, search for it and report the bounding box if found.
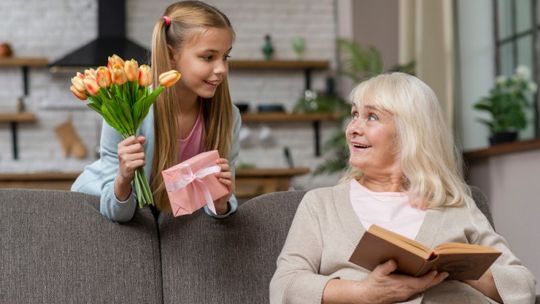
[150,1,235,212]
[341,72,470,209]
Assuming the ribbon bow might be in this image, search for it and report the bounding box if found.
[165,163,221,214]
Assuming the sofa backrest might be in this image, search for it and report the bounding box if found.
[0,189,162,304]
[158,190,306,304]
[0,186,497,304]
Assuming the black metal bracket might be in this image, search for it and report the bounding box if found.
[10,122,19,159]
[10,66,30,159]
[313,121,321,157]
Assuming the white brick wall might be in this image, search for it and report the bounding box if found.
[0,0,342,189]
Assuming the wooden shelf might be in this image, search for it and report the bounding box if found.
[240,112,341,123]
[0,112,37,123]
[236,167,310,177]
[0,57,49,96]
[0,172,78,191]
[241,112,341,157]
[229,59,330,91]
[0,112,38,160]
[0,57,49,67]
[229,59,329,70]
[463,138,540,162]
[237,167,310,199]
[0,57,48,159]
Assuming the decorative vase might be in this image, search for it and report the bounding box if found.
[291,37,305,59]
[489,131,518,145]
[261,34,274,60]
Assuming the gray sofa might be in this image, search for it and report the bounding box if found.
[0,188,538,303]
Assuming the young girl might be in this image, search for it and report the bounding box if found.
[72,0,241,222]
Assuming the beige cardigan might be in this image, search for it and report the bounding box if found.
[270,183,536,304]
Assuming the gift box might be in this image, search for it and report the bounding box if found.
[162,150,228,216]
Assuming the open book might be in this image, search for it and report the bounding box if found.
[349,225,501,280]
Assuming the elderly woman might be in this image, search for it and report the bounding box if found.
[270,73,536,304]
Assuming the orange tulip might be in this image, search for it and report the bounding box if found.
[71,75,86,93]
[124,59,139,82]
[96,66,112,88]
[138,65,152,87]
[83,78,100,96]
[70,85,87,100]
[84,68,96,80]
[108,54,125,70]
[111,64,127,85]
[158,70,181,88]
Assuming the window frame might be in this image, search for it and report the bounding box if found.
[493,0,539,138]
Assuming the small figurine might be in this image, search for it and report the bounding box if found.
[261,34,274,60]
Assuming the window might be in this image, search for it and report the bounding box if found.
[494,0,539,138]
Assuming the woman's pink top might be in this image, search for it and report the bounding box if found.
[349,179,426,239]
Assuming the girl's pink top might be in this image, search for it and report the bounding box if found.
[177,108,205,162]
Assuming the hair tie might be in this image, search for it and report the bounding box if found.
[163,16,171,27]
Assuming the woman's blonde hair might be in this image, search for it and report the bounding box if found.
[150,1,235,212]
[341,72,470,209]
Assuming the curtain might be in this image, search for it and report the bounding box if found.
[399,0,455,128]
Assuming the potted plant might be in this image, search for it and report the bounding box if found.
[473,66,537,145]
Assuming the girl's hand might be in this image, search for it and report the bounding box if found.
[214,158,234,215]
[114,136,145,200]
[360,260,448,303]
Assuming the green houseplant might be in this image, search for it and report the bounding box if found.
[473,66,537,145]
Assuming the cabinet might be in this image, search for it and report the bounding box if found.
[0,57,48,159]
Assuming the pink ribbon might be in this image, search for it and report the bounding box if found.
[165,163,221,214]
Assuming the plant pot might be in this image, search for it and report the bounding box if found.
[489,131,518,145]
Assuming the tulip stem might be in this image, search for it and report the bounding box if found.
[134,168,154,208]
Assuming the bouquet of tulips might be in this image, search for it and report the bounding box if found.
[70,54,181,208]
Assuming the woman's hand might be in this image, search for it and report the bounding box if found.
[361,260,448,303]
[323,260,448,304]
[213,158,234,215]
[114,136,146,201]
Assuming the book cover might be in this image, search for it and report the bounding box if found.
[349,225,501,280]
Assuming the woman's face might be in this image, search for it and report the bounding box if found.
[171,27,233,99]
[346,100,401,177]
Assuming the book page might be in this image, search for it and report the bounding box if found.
[370,225,432,259]
[434,242,499,255]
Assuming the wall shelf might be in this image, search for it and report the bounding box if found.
[0,57,48,96]
[463,138,540,163]
[229,60,329,70]
[241,112,340,122]
[229,59,330,91]
[240,112,341,156]
[0,112,38,159]
[0,57,47,160]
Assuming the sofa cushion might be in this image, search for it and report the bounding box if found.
[0,189,162,304]
[158,190,306,304]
